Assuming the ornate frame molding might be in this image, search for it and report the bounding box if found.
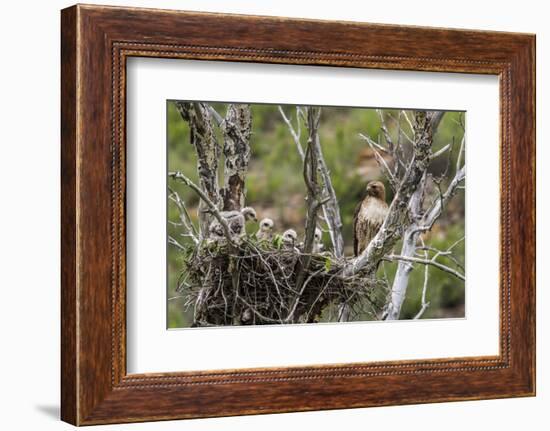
[61,5,535,425]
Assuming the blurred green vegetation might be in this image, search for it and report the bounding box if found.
[167,102,465,328]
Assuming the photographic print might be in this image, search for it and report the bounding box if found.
[167,102,465,328]
[60,7,536,423]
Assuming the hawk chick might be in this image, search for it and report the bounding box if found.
[282,229,298,248]
[312,227,324,253]
[255,218,274,242]
[209,206,257,241]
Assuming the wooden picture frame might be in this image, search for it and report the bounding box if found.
[61,4,536,425]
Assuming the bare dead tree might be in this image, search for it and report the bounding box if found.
[313,123,345,257]
[356,110,466,320]
[344,111,436,278]
[295,107,330,291]
[175,102,221,236]
[278,106,345,257]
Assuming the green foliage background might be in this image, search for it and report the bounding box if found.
[167,102,465,328]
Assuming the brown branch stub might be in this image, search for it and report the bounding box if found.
[221,104,252,211]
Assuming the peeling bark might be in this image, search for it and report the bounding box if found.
[221,104,251,211]
[383,178,425,320]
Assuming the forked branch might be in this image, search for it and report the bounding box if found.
[169,171,236,247]
[279,105,345,257]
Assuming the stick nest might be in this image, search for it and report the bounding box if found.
[175,238,388,326]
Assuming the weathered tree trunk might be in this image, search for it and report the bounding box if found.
[221,104,252,211]
[384,184,424,320]
[295,107,325,293]
[377,112,434,319]
[383,113,469,320]
[175,102,220,236]
[303,108,322,252]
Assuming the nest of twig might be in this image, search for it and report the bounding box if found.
[175,238,387,326]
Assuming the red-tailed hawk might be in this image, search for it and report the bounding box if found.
[353,181,389,256]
